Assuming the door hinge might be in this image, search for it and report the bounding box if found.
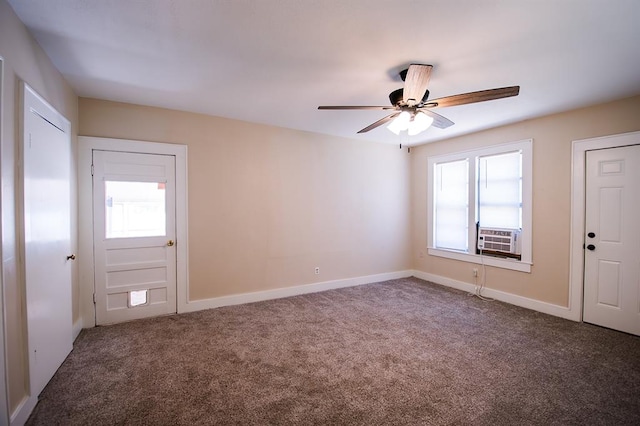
[93,293,96,304]
[91,164,94,176]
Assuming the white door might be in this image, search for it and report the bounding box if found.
[23,85,73,396]
[93,150,177,325]
[583,144,640,336]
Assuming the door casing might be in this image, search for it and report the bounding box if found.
[0,55,8,426]
[569,130,640,322]
[78,137,189,328]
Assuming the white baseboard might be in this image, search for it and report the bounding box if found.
[411,270,577,321]
[180,270,413,313]
[10,394,36,426]
[10,322,84,426]
[72,317,83,342]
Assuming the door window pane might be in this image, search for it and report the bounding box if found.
[105,181,166,238]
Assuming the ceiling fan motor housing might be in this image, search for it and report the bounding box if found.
[389,88,429,106]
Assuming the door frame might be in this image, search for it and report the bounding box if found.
[0,55,9,426]
[78,136,189,328]
[569,130,640,322]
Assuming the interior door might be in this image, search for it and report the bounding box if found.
[23,85,73,397]
[583,144,640,336]
[93,150,177,325]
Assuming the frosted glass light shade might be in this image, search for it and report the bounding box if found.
[388,111,433,136]
[408,112,434,136]
[387,111,411,135]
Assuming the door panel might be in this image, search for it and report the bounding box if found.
[93,151,177,325]
[583,145,640,335]
[23,85,73,397]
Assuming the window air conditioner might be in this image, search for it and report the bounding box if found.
[477,227,522,256]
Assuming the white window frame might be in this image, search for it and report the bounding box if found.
[427,139,533,273]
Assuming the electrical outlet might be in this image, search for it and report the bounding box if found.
[315,267,320,275]
[473,268,478,277]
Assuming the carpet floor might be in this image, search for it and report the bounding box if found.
[27,277,640,425]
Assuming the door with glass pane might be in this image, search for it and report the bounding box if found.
[93,150,177,325]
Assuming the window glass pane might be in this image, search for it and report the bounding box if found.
[434,159,468,251]
[105,181,166,238]
[478,151,521,229]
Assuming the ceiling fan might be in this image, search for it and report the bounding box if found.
[318,64,519,136]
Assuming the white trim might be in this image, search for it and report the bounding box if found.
[9,394,36,426]
[72,318,83,342]
[181,270,413,313]
[427,248,532,273]
[426,139,533,272]
[569,131,640,323]
[78,136,189,328]
[0,54,9,426]
[411,270,575,320]
[22,85,70,134]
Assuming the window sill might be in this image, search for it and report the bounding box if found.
[427,248,532,273]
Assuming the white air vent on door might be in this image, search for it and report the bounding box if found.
[477,227,521,255]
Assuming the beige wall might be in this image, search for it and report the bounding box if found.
[79,98,412,300]
[0,0,79,416]
[3,0,640,417]
[411,95,640,307]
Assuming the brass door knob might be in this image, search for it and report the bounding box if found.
[66,254,76,260]
[167,240,175,247]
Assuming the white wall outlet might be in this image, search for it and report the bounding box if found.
[473,268,478,277]
[315,267,320,275]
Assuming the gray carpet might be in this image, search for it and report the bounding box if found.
[27,277,640,425]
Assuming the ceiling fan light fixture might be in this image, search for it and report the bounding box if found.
[407,111,434,136]
[387,111,411,135]
[318,64,519,135]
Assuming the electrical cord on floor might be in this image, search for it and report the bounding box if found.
[470,250,494,301]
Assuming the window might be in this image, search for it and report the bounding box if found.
[427,139,532,272]
[434,160,469,251]
[105,181,166,238]
[477,151,522,230]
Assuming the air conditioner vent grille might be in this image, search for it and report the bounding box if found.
[477,227,521,256]
[484,242,511,251]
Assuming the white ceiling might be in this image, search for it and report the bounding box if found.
[8,0,640,146]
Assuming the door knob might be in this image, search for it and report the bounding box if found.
[66,254,76,260]
[167,240,175,247]
[586,244,596,251]
[587,232,596,238]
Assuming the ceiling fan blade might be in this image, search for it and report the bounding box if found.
[418,108,454,129]
[318,106,396,110]
[428,86,520,109]
[403,64,433,106]
[357,112,400,133]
